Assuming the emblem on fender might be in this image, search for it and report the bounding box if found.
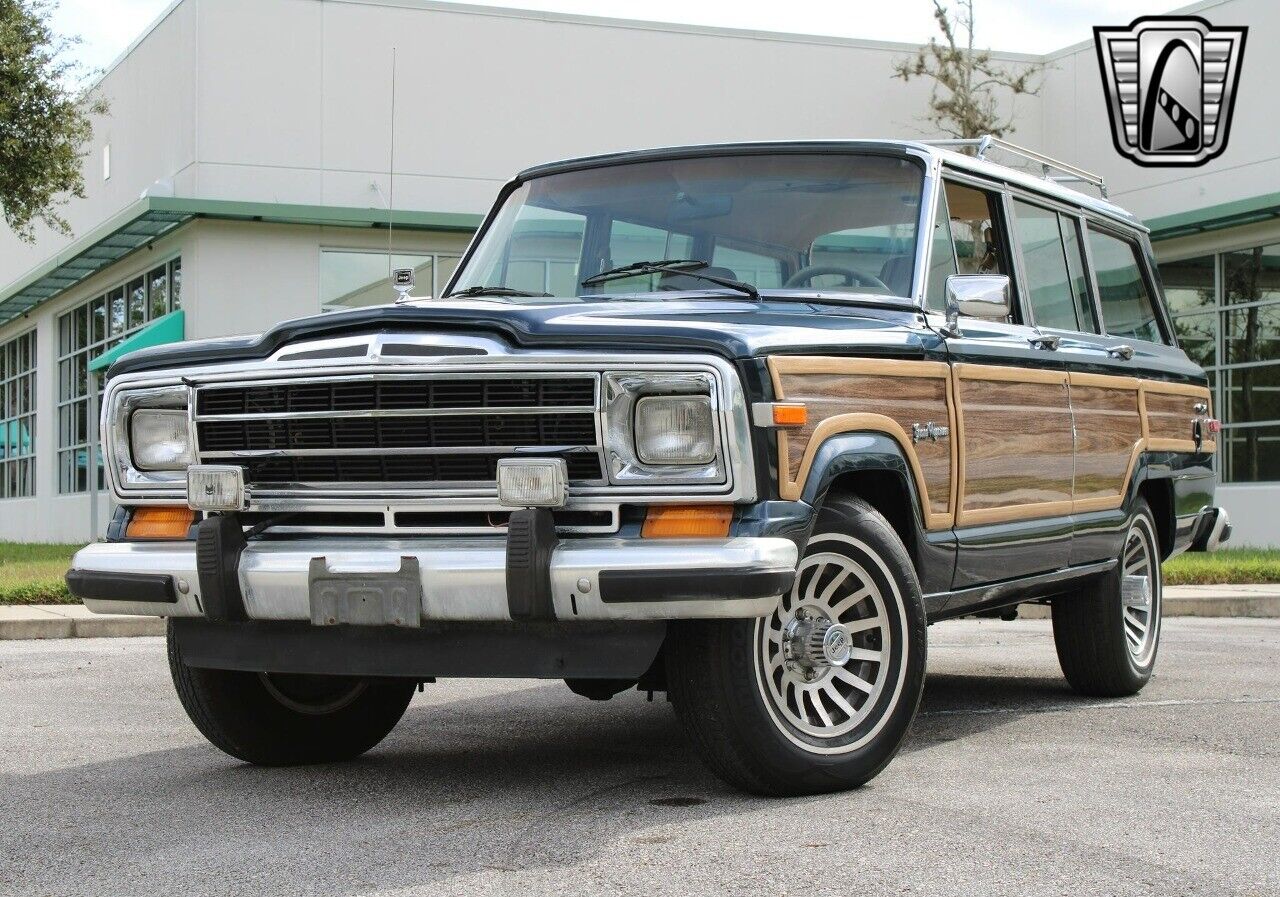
[912,422,950,444]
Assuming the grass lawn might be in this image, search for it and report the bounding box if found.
[0,543,81,605]
[1,542,1278,606]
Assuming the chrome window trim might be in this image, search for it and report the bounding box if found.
[101,350,756,507]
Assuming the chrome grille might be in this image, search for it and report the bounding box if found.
[194,374,604,488]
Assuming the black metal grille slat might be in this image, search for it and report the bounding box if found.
[196,376,603,485]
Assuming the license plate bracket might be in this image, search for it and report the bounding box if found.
[308,556,422,628]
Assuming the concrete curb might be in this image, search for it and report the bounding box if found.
[0,605,165,640]
[1,585,1277,639]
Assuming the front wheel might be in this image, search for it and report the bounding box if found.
[666,496,927,796]
[1052,499,1163,697]
[167,622,416,765]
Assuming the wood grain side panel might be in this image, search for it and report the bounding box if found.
[779,372,952,513]
[1143,385,1215,454]
[1071,381,1143,506]
[768,357,955,530]
[954,366,1074,525]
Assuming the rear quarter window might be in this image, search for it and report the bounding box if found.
[1087,228,1168,345]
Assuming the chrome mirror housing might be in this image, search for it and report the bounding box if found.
[943,274,1012,337]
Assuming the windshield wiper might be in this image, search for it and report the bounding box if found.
[581,259,759,300]
[444,285,553,298]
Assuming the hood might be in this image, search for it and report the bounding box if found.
[106,295,935,377]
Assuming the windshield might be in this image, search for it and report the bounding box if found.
[449,153,924,300]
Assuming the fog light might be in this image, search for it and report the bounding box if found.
[497,458,567,508]
[187,465,245,511]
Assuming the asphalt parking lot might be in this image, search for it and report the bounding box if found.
[1,618,1277,897]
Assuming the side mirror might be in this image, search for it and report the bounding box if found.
[943,274,1011,337]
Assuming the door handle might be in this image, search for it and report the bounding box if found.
[1028,334,1061,351]
[1107,344,1135,360]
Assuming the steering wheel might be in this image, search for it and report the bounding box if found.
[784,265,889,291]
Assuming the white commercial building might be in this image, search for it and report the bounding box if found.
[0,0,1275,544]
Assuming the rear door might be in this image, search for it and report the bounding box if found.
[937,174,1074,589]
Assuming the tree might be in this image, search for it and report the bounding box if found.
[892,0,1041,140]
[0,0,107,242]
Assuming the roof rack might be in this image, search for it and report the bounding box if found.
[923,135,1108,198]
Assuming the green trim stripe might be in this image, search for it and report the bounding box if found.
[1147,192,1280,242]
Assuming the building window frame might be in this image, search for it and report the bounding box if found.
[0,328,38,499]
[1161,244,1280,484]
[56,256,181,494]
[319,248,463,313]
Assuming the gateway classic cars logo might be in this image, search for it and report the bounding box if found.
[1094,16,1247,167]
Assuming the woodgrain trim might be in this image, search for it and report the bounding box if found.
[768,355,1214,531]
[768,356,956,531]
[952,362,1074,526]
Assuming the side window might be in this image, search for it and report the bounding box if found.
[1087,228,1168,344]
[1010,199,1099,333]
[924,187,958,311]
[943,181,1006,277]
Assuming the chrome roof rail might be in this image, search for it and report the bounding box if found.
[924,135,1108,198]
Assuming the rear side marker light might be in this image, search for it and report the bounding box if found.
[642,505,733,538]
[126,506,195,540]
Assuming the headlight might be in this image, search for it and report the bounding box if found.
[634,395,715,464]
[129,409,194,471]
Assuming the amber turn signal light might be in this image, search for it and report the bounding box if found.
[772,403,808,427]
[126,506,195,539]
[641,504,733,538]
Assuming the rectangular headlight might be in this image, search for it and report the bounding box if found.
[130,409,194,471]
[634,395,715,465]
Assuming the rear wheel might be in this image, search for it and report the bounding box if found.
[1052,499,1163,697]
[666,496,927,796]
[167,622,415,765]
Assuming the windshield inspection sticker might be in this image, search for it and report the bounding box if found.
[1094,16,1247,167]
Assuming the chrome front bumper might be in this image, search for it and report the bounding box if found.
[70,536,798,622]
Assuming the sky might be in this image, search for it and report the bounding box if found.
[51,0,1182,75]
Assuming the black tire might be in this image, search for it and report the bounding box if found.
[666,496,928,796]
[167,622,416,765]
[1052,499,1163,698]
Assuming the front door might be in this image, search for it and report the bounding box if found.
[936,178,1075,589]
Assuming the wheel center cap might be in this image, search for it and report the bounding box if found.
[783,614,852,671]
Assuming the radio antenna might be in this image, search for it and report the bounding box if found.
[387,46,397,277]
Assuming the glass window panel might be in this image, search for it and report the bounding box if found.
[1224,244,1280,307]
[1088,228,1167,344]
[127,278,145,327]
[1172,311,1215,368]
[1224,424,1280,483]
[1159,254,1216,316]
[1223,303,1280,365]
[109,288,126,335]
[597,220,690,294]
[433,256,460,296]
[74,305,88,351]
[1224,363,1280,424]
[1012,199,1078,331]
[924,188,958,312]
[0,331,37,498]
[711,243,784,289]
[170,258,182,309]
[320,250,433,312]
[943,181,1005,277]
[149,267,168,319]
[1060,215,1098,333]
[91,296,107,343]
